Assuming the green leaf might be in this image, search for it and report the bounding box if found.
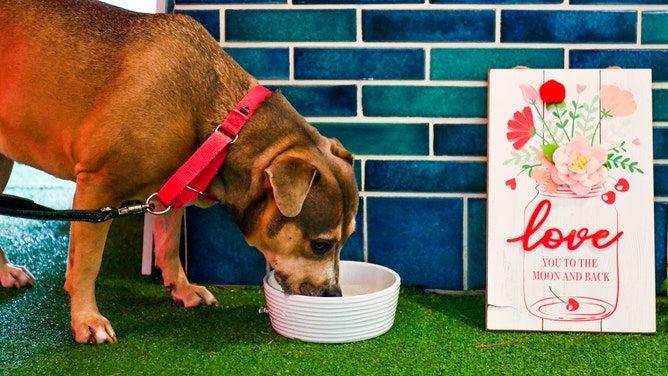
[542,144,559,163]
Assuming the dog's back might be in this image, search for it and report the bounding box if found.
[0,0,246,184]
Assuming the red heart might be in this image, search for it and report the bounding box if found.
[505,178,517,190]
[614,178,630,192]
[601,191,616,205]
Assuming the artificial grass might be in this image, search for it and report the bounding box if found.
[2,181,668,375]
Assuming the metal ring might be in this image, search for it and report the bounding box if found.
[146,193,171,215]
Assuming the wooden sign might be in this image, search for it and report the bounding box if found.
[487,69,655,332]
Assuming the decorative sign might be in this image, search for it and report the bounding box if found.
[487,69,655,332]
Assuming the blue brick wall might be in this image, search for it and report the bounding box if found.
[178,1,668,293]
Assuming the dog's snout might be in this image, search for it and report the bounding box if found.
[322,285,342,297]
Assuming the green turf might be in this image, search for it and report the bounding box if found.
[1,185,668,374]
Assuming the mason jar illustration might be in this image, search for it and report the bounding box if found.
[509,184,621,322]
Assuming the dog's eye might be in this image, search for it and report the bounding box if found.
[311,240,333,255]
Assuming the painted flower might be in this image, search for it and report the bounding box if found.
[549,136,608,195]
[506,106,535,150]
[601,85,637,117]
[520,84,538,104]
[532,149,559,193]
[539,79,566,104]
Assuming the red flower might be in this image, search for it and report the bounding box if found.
[506,106,535,150]
[539,79,566,104]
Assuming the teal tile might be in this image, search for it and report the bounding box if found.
[363,10,495,42]
[431,48,564,81]
[365,160,486,193]
[295,48,425,80]
[570,50,668,81]
[642,12,668,44]
[313,123,429,156]
[434,123,487,157]
[502,10,637,43]
[467,198,486,290]
[225,10,356,42]
[655,89,668,122]
[276,86,357,117]
[225,48,289,80]
[362,86,487,118]
[367,197,464,290]
[573,0,667,3]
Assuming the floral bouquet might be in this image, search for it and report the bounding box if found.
[504,78,644,197]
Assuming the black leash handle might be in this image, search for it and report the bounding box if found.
[0,194,153,223]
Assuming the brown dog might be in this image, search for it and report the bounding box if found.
[0,0,358,344]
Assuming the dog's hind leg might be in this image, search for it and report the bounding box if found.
[0,155,36,288]
[153,207,218,307]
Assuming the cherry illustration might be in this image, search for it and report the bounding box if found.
[614,178,630,192]
[549,286,580,312]
[566,298,580,312]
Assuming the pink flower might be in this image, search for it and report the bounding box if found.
[549,136,608,195]
[600,85,637,117]
[533,151,558,193]
[506,106,535,150]
[520,84,538,104]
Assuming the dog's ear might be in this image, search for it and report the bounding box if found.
[329,138,353,165]
[265,157,317,218]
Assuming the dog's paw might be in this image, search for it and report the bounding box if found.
[71,312,118,345]
[0,263,36,288]
[169,283,219,308]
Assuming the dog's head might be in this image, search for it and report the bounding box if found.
[251,137,358,296]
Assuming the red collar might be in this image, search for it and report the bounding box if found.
[154,85,272,210]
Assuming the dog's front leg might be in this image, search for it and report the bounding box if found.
[64,220,117,344]
[153,207,218,307]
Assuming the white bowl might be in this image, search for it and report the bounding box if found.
[263,261,400,343]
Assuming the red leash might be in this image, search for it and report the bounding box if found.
[152,85,272,211]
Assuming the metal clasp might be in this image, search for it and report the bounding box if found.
[145,193,171,215]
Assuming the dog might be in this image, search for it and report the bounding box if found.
[0,0,358,344]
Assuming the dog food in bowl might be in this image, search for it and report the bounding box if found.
[263,261,400,343]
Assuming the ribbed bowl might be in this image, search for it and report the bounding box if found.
[263,261,400,343]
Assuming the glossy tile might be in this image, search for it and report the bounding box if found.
[570,50,668,82]
[431,48,564,81]
[571,0,667,3]
[654,127,668,160]
[362,10,495,42]
[362,86,487,118]
[367,197,464,290]
[655,202,667,291]
[365,160,487,193]
[501,10,637,44]
[434,123,488,157]
[275,85,357,117]
[655,164,668,197]
[654,90,668,121]
[225,48,289,80]
[467,198,487,290]
[313,123,429,156]
[180,0,284,2]
[225,10,356,42]
[295,48,425,80]
[642,11,668,44]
